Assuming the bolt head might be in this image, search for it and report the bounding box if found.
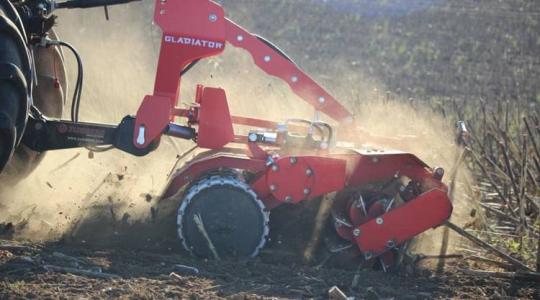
[386,240,396,248]
[271,165,279,172]
[236,35,244,42]
[353,228,361,237]
[318,96,325,104]
[305,168,313,176]
[376,217,384,225]
[434,167,445,179]
[303,188,310,195]
[263,55,271,62]
[289,157,297,165]
[372,157,379,163]
[364,251,373,260]
[291,75,298,83]
[284,196,293,203]
[248,132,258,142]
[269,184,276,191]
[208,13,218,22]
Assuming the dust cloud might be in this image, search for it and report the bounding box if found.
[0,2,181,242]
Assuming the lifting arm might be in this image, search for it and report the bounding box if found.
[224,19,353,123]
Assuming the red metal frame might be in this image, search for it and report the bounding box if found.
[137,0,454,262]
[134,0,355,150]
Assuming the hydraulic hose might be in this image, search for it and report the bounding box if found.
[49,39,115,152]
[55,40,83,123]
[56,0,141,9]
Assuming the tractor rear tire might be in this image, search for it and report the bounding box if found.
[0,1,65,181]
[6,27,67,180]
[0,1,30,174]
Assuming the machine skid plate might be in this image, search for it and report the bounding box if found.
[353,189,452,257]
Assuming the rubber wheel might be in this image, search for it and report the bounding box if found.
[177,176,269,258]
[0,3,29,174]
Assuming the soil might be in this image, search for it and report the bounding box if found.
[0,205,538,300]
[0,238,538,299]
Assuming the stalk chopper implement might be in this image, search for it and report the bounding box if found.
[0,0,453,269]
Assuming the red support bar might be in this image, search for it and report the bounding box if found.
[225,19,353,124]
[152,0,226,101]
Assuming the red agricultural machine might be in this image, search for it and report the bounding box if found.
[0,0,453,269]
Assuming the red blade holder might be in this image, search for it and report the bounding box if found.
[353,189,452,259]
